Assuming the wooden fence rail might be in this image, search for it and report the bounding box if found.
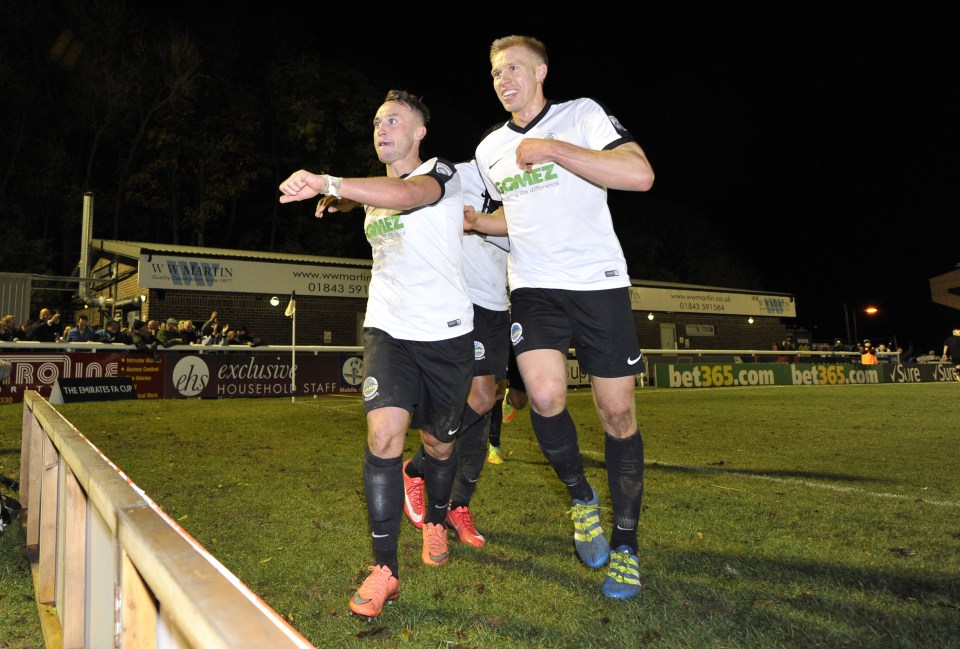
[19,389,316,649]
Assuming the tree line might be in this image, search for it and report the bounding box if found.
[0,1,760,310]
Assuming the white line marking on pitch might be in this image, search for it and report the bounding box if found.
[647,460,960,508]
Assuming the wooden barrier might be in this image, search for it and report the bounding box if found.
[19,390,316,649]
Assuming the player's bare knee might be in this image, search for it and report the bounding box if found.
[367,430,405,458]
[420,433,455,461]
[599,407,637,438]
[527,385,566,415]
[470,390,497,415]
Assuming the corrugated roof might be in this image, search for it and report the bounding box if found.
[630,278,792,298]
[93,240,372,268]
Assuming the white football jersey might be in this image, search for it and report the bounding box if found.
[362,157,473,341]
[457,159,509,312]
[476,98,635,291]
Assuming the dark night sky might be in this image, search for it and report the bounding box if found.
[264,7,958,351]
[57,5,960,350]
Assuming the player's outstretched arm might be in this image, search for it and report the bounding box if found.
[464,205,508,235]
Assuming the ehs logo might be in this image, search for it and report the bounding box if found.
[173,356,210,397]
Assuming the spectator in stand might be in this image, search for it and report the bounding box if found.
[130,319,158,357]
[202,322,225,345]
[779,338,797,363]
[773,342,789,363]
[218,324,238,345]
[17,321,34,341]
[860,339,879,364]
[831,338,847,359]
[231,325,263,347]
[179,319,199,345]
[65,315,97,342]
[813,343,830,363]
[899,341,914,363]
[95,319,130,344]
[199,311,221,345]
[142,320,160,339]
[57,325,72,343]
[28,308,62,342]
[156,318,184,348]
[0,315,18,342]
[941,327,960,376]
[218,323,258,346]
[915,349,940,363]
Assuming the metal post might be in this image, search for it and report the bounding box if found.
[288,291,296,402]
[79,193,94,302]
[843,303,852,346]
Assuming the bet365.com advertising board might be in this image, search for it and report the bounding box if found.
[654,362,957,388]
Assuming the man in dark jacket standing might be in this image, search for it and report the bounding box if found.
[130,319,159,358]
[28,308,62,342]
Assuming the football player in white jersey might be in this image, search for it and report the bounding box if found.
[279,90,474,620]
[401,159,510,548]
[466,36,655,600]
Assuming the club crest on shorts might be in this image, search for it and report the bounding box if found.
[362,376,379,401]
[474,340,486,361]
[510,322,523,345]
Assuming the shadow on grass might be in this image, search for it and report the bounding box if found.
[653,546,960,641]
[648,460,885,484]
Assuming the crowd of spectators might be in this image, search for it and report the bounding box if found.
[770,334,960,367]
[1,308,263,349]
[2,309,947,365]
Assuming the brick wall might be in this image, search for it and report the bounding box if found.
[85,255,791,350]
[633,312,789,351]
